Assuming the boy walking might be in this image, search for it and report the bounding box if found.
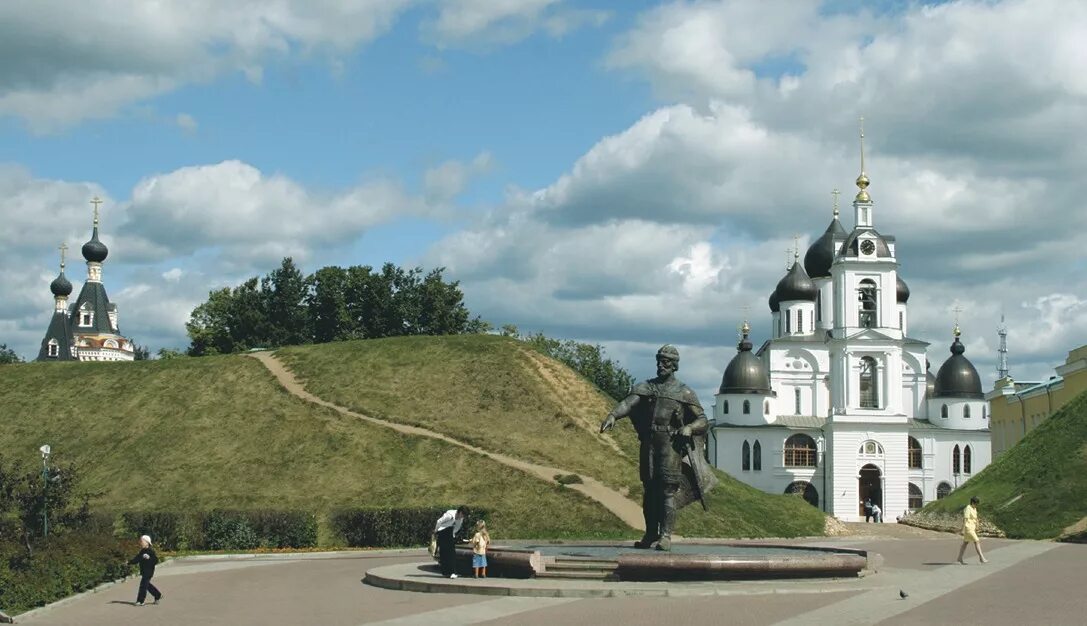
[129,534,163,606]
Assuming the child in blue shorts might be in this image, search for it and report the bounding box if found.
[470,520,490,578]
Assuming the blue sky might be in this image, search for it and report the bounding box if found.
[2,0,1085,403]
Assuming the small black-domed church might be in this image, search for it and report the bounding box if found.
[37,198,135,362]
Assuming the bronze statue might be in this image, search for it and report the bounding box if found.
[600,344,717,550]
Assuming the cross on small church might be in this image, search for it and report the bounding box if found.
[952,303,963,335]
[58,242,67,270]
[832,188,840,217]
[738,305,751,340]
[90,196,102,224]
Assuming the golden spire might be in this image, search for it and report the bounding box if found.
[90,196,103,226]
[855,116,870,203]
[832,188,840,218]
[58,243,67,271]
[952,303,963,337]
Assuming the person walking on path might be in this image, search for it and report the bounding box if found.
[957,496,989,564]
[864,498,873,522]
[129,535,163,606]
[434,506,468,578]
[470,520,490,578]
[871,503,882,523]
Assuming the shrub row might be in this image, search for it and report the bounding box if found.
[0,532,132,614]
[120,510,318,551]
[329,506,489,548]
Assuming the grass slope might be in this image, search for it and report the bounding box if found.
[0,356,626,540]
[279,335,826,538]
[921,388,1087,539]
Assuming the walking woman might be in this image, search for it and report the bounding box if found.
[129,535,163,605]
[957,496,989,564]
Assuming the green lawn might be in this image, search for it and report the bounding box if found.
[678,469,827,538]
[921,388,1087,539]
[0,356,627,540]
[278,335,643,496]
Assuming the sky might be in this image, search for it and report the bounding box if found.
[2,0,1086,405]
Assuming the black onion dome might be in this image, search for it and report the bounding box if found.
[719,335,772,395]
[804,217,847,278]
[897,275,910,303]
[50,270,72,297]
[934,336,983,399]
[768,289,780,313]
[82,226,108,263]
[925,360,936,399]
[775,262,817,302]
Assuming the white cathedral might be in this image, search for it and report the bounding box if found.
[707,145,991,522]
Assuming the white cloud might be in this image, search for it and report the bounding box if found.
[175,113,198,134]
[0,0,414,132]
[422,0,608,48]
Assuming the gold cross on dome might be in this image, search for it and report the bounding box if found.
[952,303,963,336]
[58,242,68,270]
[90,196,103,224]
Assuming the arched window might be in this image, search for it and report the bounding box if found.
[742,441,751,471]
[722,400,729,415]
[784,481,819,507]
[941,404,949,418]
[764,400,770,415]
[794,388,802,415]
[936,482,952,499]
[784,434,817,467]
[743,400,751,415]
[47,340,59,357]
[964,405,972,418]
[860,356,878,408]
[983,406,987,420]
[964,445,972,474]
[908,483,923,511]
[753,440,762,471]
[952,445,961,474]
[816,291,822,322]
[797,310,804,334]
[858,279,877,328]
[786,309,792,334]
[908,436,922,469]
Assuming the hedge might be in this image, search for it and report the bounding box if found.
[0,533,131,614]
[330,506,489,548]
[120,510,317,551]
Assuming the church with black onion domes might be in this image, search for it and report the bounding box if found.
[36,197,135,362]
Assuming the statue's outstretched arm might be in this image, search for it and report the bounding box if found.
[600,394,640,432]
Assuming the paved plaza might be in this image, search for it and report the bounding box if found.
[14,527,1087,626]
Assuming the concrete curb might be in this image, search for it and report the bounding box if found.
[364,562,881,598]
[12,559,178,622]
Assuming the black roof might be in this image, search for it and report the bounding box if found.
[768,289,780,313]
[69,281,119,335]
[50,270,72,297]
[82,226,108,263]
[774,261,817,302]
[838,228,893,259]
[803,217,847,278]
[897,275,910,303]
[719,335,773,395]
[934,336,983,399]
[37,311,74,361]
[925,360,937,399]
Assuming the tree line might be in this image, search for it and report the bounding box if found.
[185,257,479,355]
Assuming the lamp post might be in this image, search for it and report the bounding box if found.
[40,444,51,537]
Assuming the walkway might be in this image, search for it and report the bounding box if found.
[248,351,645,530]
[16,535,1086,625]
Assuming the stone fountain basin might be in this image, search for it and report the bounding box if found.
[454,541,874,581]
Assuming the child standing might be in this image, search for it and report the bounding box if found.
[129,535,163,606]
[470,520,490,578]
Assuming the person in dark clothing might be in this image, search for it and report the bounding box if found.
[129,535,163,606]
[433,506,468,578]
[864,498,873,522]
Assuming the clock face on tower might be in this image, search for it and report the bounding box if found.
[860,239,876,255]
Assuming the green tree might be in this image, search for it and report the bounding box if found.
[0,343,23,364]
[186,287,235,356]
[156,348,187,359]
[306,266,351,343]
[263,257,309,347]
[132,344,151,360]
[520,333,635,401]
[415,268,471,335]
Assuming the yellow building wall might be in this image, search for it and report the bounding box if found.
[988,345,1087,457]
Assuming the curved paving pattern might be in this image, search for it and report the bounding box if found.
[248,351,646,530]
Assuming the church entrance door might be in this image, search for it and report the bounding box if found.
[858,463,882,516]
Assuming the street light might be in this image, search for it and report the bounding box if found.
[40,445,51,537]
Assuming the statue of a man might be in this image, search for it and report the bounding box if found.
[600,344,711,550]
